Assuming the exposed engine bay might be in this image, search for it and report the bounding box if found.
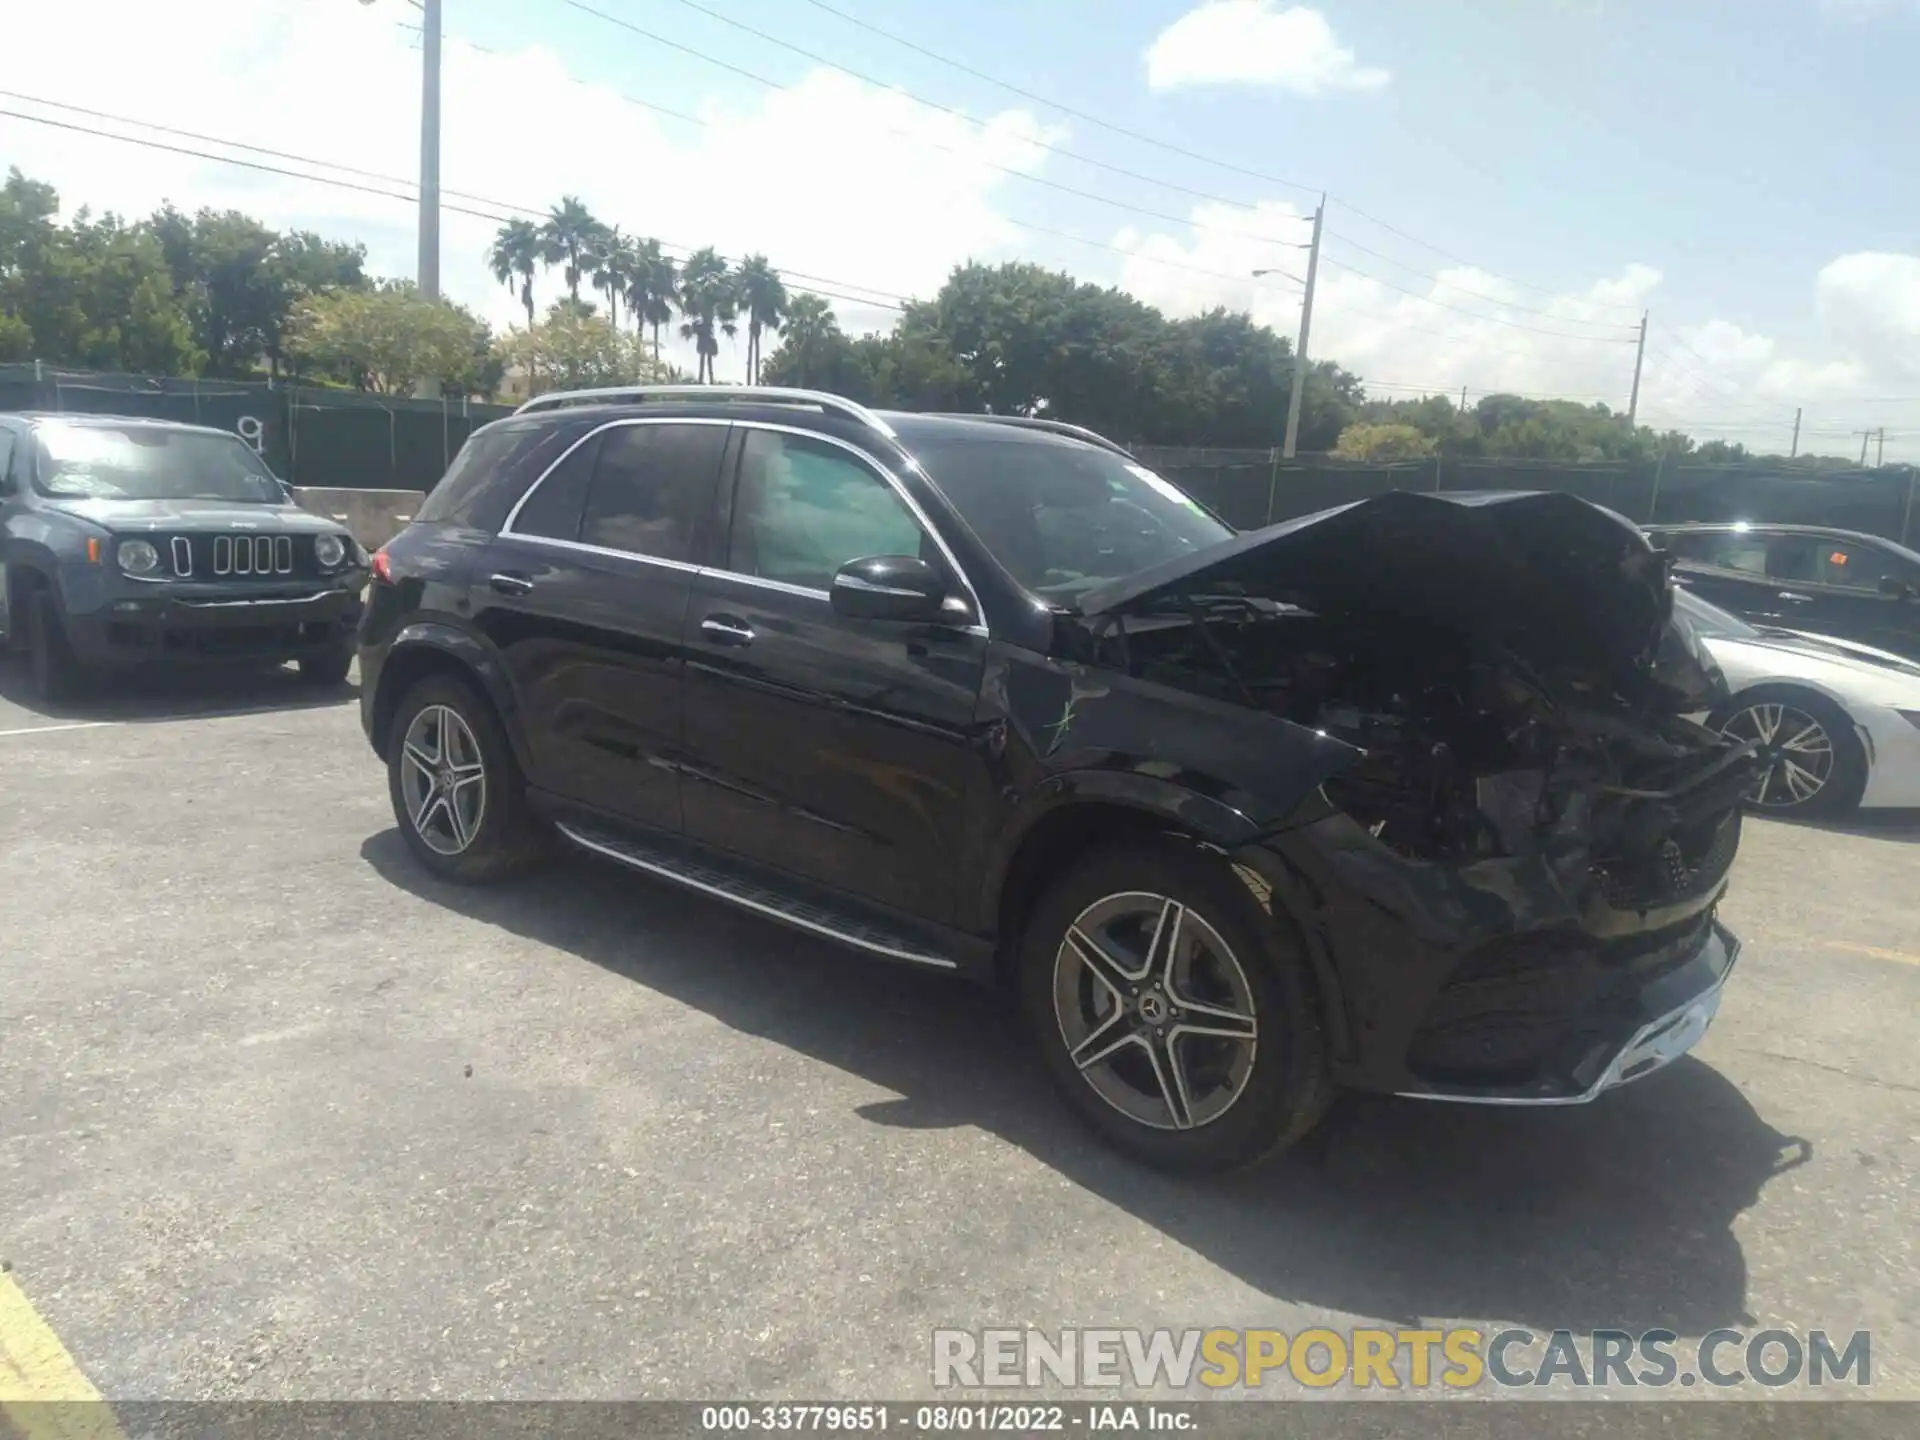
[1085,602,1759,877]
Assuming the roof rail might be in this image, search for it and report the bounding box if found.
[925,412,1133,458]
[512,384,896,438]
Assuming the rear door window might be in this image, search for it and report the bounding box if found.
[578,423,727,563]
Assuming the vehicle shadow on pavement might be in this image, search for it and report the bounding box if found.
[364,829,1812,1339]
[0,653,358,724]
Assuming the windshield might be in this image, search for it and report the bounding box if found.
[907,434,1232,598]
[32,423,284,504]
[1674,587,1760,640]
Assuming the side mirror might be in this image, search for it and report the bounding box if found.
[1878,575,1916,601]
[830,555,949,623]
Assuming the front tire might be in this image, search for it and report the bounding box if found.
[1018,840,1332,1175]
[386,673,544,882]
[27,591,90,704]
[1715,686,1867,817]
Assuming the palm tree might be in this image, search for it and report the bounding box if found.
[773,292,842,386]
[488,218,541,327]
[677,247,737,384]
[539,196,598,303]
[734,254,788,386]
[589,224,632,330]
[625,239,677,366]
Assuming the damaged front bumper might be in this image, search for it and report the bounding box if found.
[1237,792,1748,1109]
[1393,918,1738,1105]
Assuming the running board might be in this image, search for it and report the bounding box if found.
[555,822,961,971]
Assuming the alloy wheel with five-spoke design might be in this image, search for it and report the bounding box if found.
[399,703,489,855]
[1052,891,1259,1132]
[1721,701,1834,809]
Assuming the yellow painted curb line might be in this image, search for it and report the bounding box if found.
[0,1274,124,1440]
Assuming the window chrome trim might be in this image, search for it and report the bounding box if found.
[499,415,734,540]
[500,532,704,575]
[499,415,990,637]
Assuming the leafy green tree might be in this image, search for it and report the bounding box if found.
[539,196,598,303]
[760,292,845,388]
[1333,422,1436,460]
[285,282,492,396]
[496,308,675,394]
[489,218,541,327]
[734,255,787,385]
[677,247,737,383]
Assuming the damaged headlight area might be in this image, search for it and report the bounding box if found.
[1105,605,1760,891]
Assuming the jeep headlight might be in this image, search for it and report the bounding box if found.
[314,533,347,570]
[117,539,161,576]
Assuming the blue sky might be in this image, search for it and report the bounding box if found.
[7,0,1919,456]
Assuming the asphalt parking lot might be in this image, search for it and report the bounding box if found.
[2,659,1917,1409]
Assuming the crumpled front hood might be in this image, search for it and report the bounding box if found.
[1076,489,1714,704]
[40,497,346,535]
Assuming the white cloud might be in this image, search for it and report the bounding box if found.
[1145,3,1390,95]
[1,0,1060,380]
[1115,202,1920,462]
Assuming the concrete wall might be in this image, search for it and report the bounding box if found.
[290,487,423,551]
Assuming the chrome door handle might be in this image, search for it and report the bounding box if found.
[489,571,534,595]
[700,616,755,646]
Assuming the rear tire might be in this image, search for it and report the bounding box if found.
[27,590,90,704]
[1714,685,1867,818]
[298,644,354,687]
[1018,839,1332,1175]
[386,672,545,882]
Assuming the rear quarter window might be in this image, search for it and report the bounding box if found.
[414,421,568,528]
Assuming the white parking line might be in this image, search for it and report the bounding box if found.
[0,721,119,738]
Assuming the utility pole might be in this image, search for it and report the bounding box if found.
[1626,310,1648,429]
[1281,196,1325,460]
[418,0,442,302]
[1790,407,1801,458]
[1460,385,1469,413]
[1856,430,1873,466]
[414,0,443,399]
[1877,427,1887,467]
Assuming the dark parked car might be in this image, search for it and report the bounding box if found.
[1647,521,1920,662]
[359,386,1757,1174]
[0,413,369,700]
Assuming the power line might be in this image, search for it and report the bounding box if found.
[1321,229,1641,330]
[789,0,1323,197]
[398,23,1296,297]
[559,0,1312,255]
[0,102,908,314]
[783,0,1646,317]
[1317,257,1644,341]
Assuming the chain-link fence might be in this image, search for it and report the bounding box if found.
[1136,446,1920,548]
[7,365,1915,546]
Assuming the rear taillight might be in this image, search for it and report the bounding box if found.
[371,549,393,584]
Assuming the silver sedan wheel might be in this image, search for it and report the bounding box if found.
[399,704,488,855]
[1722,701,1835,809]
[1052,892,1259,1132]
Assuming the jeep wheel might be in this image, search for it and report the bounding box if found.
[298,644,354,687]
[27,591,91,704]
[1018,841,1332,1175]
[387,673,544,882]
